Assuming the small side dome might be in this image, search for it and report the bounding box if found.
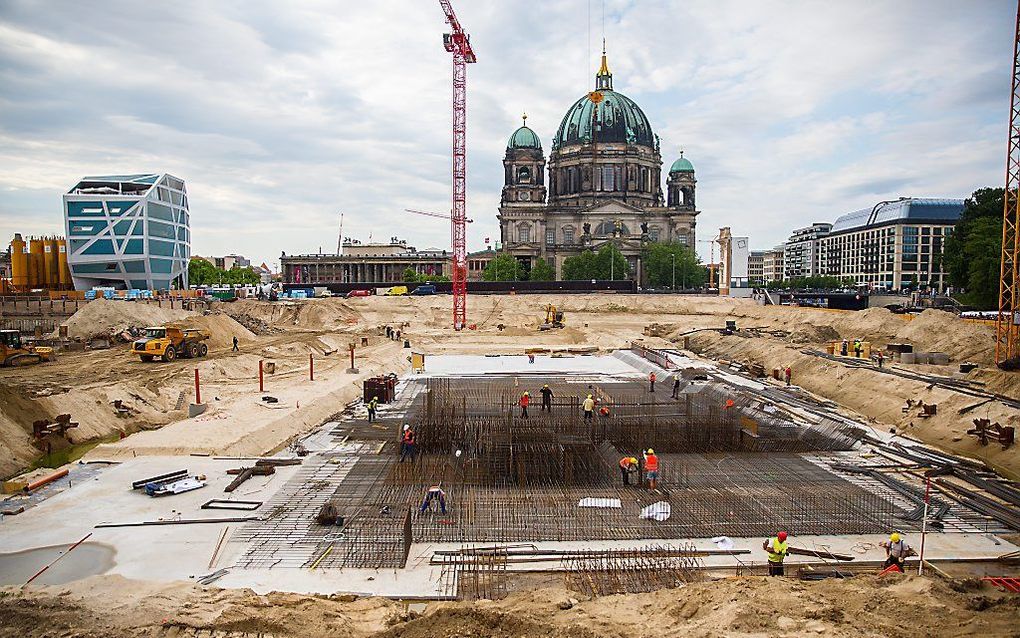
[508,123,542,150]
[670,155,694,173]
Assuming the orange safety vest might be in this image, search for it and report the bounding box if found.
[619,457,637,469]
[519,395,529,407]
[645,454,659,472]
[650,373,656,382]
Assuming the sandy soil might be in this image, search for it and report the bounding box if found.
[2,294,1017,479]
[2,573,1018,638]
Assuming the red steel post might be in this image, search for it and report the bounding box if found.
[194,368,201,405]
[259,359,264,393]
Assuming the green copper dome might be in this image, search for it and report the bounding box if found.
[669,156,694,172]
[508,125,542,150]
[553,89,654,149]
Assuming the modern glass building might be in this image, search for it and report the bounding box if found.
[63,174,190,290]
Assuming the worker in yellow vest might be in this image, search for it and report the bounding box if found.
[762,531,789,576]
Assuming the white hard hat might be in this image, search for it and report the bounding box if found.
[403,424,410,431]
[455,450,462,458]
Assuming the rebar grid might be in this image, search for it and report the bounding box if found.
[562,544,705,597]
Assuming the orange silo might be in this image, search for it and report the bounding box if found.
[28,237,44,288]
[11,234,28,289]
[57,238,70,289]
[43,236,57,288]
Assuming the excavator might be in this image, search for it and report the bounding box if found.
[0,329,55,366]
[539,305,565,330]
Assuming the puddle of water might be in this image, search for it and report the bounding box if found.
[0,542,115,586]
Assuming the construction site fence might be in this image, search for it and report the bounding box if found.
[284,279,639,295]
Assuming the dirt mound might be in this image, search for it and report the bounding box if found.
[4,574,1020,638]
[187,313,257,349]
[220,299,363,329]
[57,298,195,340]
[788,323,841,344]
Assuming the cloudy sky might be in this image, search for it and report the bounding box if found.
[0,0,1013,268]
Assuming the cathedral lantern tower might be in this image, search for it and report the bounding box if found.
[667,152,696,208]
[501,114,546,205]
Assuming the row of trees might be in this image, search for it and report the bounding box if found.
[481,241,708,288]
[188,257,261,285]
[943,187,1003,309]
[402,268,451,284]
[765,276,856,291]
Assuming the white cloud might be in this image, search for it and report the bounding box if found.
[0,0,1012,266]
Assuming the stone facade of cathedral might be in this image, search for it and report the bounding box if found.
[497,51,698,281]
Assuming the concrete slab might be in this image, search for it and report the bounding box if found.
[420,354,642,377]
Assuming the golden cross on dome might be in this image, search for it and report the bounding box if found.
[522,112,528,125]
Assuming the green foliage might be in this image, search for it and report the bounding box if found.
[561,244,630,280]
[766,275,855,291]
[943,187,1004,309]
[641,242,706,289]
[188,258,260,286]
[401,266,450,283]
[529,258,556,281]
[482,253,525,281]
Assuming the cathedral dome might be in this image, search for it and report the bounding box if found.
[552,52,654,150]
[507,124,542,150]
[669,155,694,172]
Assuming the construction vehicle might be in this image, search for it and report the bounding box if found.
[0,329,55,366]
[133,326,210,362]
[539,305,565,330]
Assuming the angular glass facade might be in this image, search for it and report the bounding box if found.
[63,174,190,290]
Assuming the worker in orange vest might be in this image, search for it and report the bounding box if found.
[649,371,656,393]
[643,448,659,489]
[784,366,792,386]
[619,457,638,485]
[519,391,530,418]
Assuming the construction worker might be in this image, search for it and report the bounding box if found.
[840,339,849,356]
[619,456,638,485]
[880,533,914,572]
[853,338,863,358]
[399,425,416,463]
[763,531,789,576]
[582,394,595,422]
[598,405,610,418]
[367,396,379,422]
[519,391,530,418]
[649,371,656,393]
[232,336,239,352]
[671,376,681,399]
[420,484,447,515]
[540,384,553,412]
[784,366,792,386]
[643,448,659,489]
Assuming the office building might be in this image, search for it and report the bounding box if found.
[784,223,832,279]
[63,174,190,290]
[761,246,785,284]
[821,198,963,292]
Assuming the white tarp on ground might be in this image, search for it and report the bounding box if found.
[578,497,622,508]
[420,354,641,377]
[639,501,671,521]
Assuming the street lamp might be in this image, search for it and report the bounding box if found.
[671,253,676,291]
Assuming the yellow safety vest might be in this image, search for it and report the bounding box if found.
[767,538,788,563]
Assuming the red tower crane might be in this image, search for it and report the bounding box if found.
[438,0,476,330]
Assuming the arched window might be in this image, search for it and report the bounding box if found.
[593,221,629,236]
[518,223,532,243]
[517,166,532,183]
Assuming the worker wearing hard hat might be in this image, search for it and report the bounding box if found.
[880,533,915,572]
[540,384,553,412]
[762,531,789,576]
[618,457,638,486]
[643,449,659,490]
[519,391,530,418]
[582,394,596,422]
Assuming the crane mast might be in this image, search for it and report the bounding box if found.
[997,1,1020,369]
[439,0,475,330]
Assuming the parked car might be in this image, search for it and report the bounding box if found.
[384,286,409,296]
[410,284,437,296]
[346,289,372,298]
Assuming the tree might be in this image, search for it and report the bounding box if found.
[529,257,556,281]
[766,276,856,291]
[561,250,599,280]
[943,187,1004,309]
[482,253,524,281]
[188,258,219,285]
[642,242,706,289]
[561,245,630,280]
